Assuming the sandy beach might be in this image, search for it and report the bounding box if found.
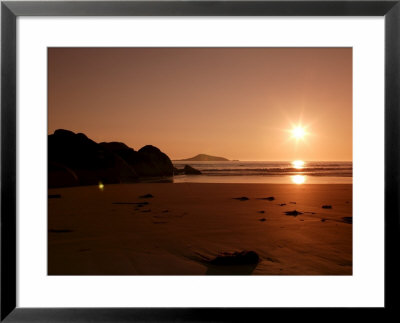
[48,183,352,275]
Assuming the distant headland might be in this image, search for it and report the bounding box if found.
[175,154,230,162]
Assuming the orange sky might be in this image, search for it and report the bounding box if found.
[48,48,352,161]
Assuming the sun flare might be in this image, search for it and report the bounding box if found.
[291,126,306,140]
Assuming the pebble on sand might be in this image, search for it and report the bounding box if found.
[258,196,275,201]
[139,194,154,198]
[233,197,249,201]
[284,210,303,216]
[342,217,352,224]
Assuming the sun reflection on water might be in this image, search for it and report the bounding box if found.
[291,175,306,184]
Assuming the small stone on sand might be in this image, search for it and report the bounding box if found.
[342,217,352,224]
[284,210,303,216]
[258,196,275,201]
[233,197,249,201]
[139,194,154,198]
[322,205,332,209]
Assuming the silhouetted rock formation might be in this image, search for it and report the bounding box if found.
[284,210,303,216]
[48,129,173,188]
[173,167,184,175]
[101,142,174,178]
[173,165,202,175]
[177,154,229,161]
[183,165,202,175]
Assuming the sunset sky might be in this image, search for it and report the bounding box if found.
[48,48,352,161]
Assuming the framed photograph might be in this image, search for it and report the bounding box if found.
[1,0,399,321]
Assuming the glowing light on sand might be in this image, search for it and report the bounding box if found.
[98,181,104,191]
[291,126,306,140]
[291,175,306,184]
[292,160,305,169]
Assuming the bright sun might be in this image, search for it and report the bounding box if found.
[291,126,306,140]
[292,160,305,169]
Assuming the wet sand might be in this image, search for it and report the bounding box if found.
[48,183,352,275]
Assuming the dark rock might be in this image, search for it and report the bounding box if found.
[233,197,249,201]
[183,165,202,175]
[48,162,79,188]
[258,196,275,201]
[209,251,260,266]
[258,210,265,213]
[322,205,332,209]
[259,218,266,222]
[173,167,185,175]
[102,142,174,178]
[49,130,138,187]
[135,145,174,177]
[285,210,303,216]
[342,217,352,224]
[48,129,174,188]
[279,203,286,206]
[139,194,154,198]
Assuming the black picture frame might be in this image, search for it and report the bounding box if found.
[1,0,399,321]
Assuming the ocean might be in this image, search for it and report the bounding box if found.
[172,161,352,184]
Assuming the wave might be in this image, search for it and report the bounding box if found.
[201,167,353,172]
[173,161,352,177]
